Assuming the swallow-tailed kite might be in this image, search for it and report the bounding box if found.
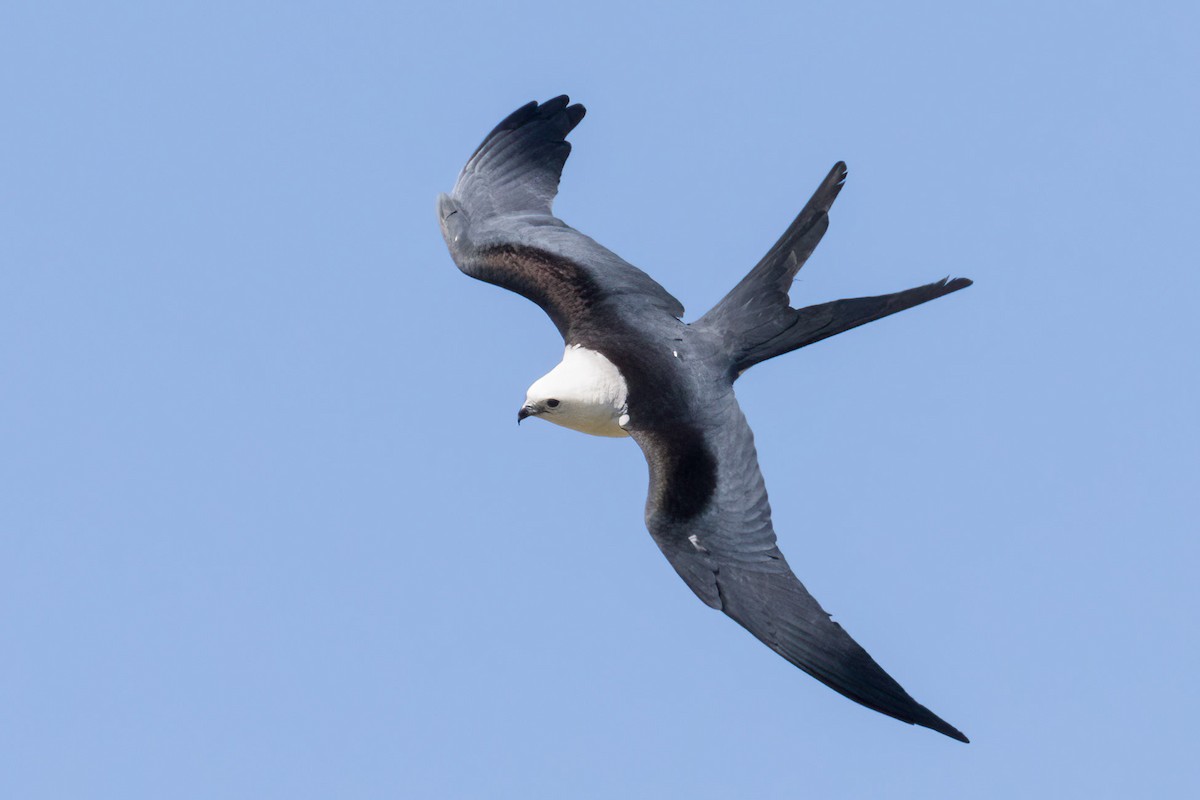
[438,96,970,742]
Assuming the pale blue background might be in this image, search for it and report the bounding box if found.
[3,2,1198,797]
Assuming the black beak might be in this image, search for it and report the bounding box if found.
[517,406,534,425]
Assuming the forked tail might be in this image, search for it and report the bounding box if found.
[695,162,971,376]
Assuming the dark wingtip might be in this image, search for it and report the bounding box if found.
[541,95,586,135]
[907,700,969,742]
[565,102,587,132]
[941,276,974,292]
[926,717,970,743]
[466,96,587,164]
[502,100,541,130]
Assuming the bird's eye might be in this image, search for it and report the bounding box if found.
[546,399,560,408]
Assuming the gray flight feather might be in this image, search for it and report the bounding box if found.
[631,397,968,743]
[437,96,971,743]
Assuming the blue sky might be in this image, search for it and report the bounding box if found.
[3,1,1198,797]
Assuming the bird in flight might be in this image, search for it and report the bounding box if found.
[437,96,970,742]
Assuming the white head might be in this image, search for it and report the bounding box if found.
[517,345,630,438]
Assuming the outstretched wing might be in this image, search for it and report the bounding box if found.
[438,96,684,341]
[630,399,968,742]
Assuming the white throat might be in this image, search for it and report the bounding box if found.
[525,345,630,438]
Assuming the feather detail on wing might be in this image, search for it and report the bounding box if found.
[438,97,683,341]
[630,399,968,742]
